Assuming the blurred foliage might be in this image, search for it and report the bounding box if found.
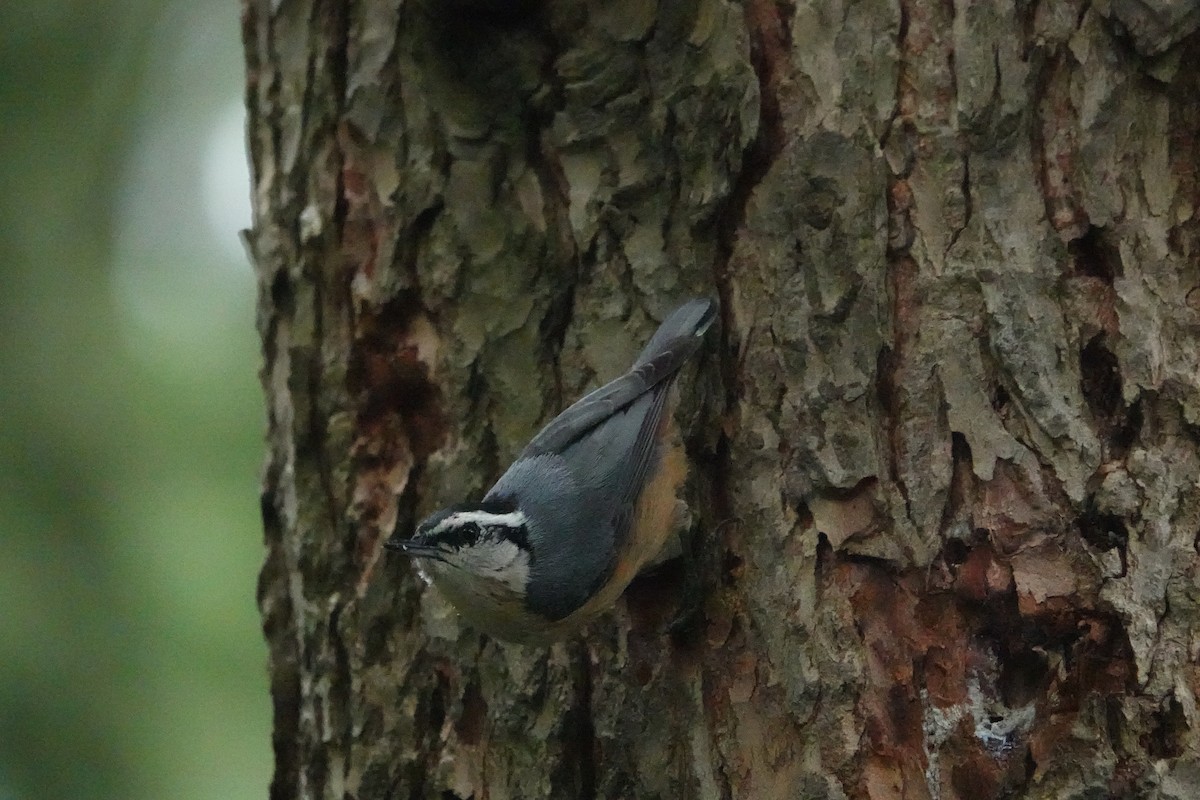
[0,1,270,799]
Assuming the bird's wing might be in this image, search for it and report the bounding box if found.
[519,299,715,459]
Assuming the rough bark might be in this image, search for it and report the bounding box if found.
[244,0,1200,798]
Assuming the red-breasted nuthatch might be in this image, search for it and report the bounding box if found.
[385,298,716,643]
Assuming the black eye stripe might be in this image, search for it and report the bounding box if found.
[415,509,531,563]
[439,521,481,550]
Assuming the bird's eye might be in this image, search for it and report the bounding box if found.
[439,521,480,551]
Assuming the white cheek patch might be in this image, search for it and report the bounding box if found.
[455,539,530,594]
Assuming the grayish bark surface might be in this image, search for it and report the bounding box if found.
[244,0,1200,797]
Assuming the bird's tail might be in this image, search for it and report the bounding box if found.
[516,297,716,457]
[633,298,718,367]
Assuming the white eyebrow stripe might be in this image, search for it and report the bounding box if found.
[434,510,527,533]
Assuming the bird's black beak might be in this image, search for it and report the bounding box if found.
[384,538,443,560]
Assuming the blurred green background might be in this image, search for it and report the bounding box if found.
[1,1,270,798]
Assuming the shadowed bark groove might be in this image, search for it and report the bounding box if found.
[245,0,1200,797]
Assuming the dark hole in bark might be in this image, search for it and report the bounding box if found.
[951,431,972,465]
[1080,334,1123,420]
[815,531,832,572]
[1079,334,1144,459]
[997,648,1049,707]
[269,267,294,312]
[943,537,970,566]
[990,382,1010,412]
[1077,506,1129,576]
[1077,508,1129,552]
[1145,695,1188,759]
[981,604,1053,653]
[1069,225,1122,283]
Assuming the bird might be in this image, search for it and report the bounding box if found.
[385,298,716,643]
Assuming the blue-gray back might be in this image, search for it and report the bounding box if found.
[484,299,716,619]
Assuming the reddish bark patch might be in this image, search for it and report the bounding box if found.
[846,567,929,798]
[350,296,448,585]
[844,515,1141,799]
[454,679,488,747]
[338,122,385,283]
[743,0,791,162]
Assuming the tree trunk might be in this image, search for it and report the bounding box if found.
[243,0,1200,797]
